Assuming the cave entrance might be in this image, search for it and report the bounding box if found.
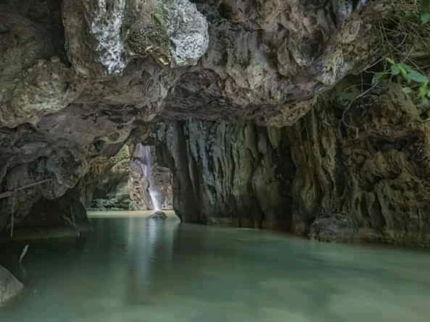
[128,144,174,212]
[81,144,173,214]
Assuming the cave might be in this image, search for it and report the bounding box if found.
[79,144,174,212]
[1,0,430,317]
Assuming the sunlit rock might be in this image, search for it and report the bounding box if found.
[165,0,209,67]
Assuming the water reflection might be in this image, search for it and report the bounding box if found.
[126,217,179,304]
[1,215,430,322]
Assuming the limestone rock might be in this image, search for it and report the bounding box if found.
[165,0,209,67]
[0,265,23,307]
[149,81,430,246]
[150,210,168,219]
[0,0,402,242]
[309,215,359,243]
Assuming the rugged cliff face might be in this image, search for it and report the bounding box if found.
[150,121,295,228]
[79,145,132,210]
[149,78,430,247]
[2,0,425,246]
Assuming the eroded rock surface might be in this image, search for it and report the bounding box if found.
[0,0,403,244]
[150,81,430,246]
[149,120,295,228]
[80,145,132,210]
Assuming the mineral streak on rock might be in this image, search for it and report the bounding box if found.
[165,0,209,67]
[90,0,127,75]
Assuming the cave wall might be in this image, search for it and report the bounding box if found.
[289,84,430,246]
[79,145,132,210]
[0,0,396,233]
[153,83,430,246]
[152,121,295,228]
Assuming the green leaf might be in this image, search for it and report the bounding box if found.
[397,64,410,78]
[391,65,401,75]
[386,58,395,65]
[421,12,430,24]
[407,69,429,83]
[403,87,413,94]
[422,98,430,106]
[419,82,428,98]
[426,91,430,98]
[404,11,414,19]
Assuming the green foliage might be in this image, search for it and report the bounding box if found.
[405,0,430,23]
[373,58,430,106]
[152,4,168,28]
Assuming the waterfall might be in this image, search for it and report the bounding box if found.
[133,144,161,212]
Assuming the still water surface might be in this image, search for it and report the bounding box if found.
[1,212,430,321]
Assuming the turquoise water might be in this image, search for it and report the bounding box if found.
[1,214,430,321]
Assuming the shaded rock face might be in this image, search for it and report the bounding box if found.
[161,0,387,123]
[287,83,430,246]
[21,188,89,228]
[151,121,295,228]
[79,146,132,210]
[0,0,390,234]
[151,82,430,246]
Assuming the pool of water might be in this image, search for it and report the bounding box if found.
[1,213,430,321]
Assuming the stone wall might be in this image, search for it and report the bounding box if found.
[152,82,430,247]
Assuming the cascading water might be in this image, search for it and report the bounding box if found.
[132,143,162,213]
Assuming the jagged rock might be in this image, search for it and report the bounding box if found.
[0,0,411,248]
[149,81,430,246]
[150,120,294,228]
[309,215,359,243]
[0,265,23,307]
[165,0,209,67]
[80,145,132,210]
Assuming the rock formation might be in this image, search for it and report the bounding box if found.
[148,78,430,246]
[79,145,132,210]
[0,265,23,307]
[2,0,430,246]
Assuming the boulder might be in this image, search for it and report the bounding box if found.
[0,265,23,307]
[150,210,167,220]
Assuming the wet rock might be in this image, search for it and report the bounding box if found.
[150,210,167,220]
[0,265,23,307]
[309,215,359,243]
